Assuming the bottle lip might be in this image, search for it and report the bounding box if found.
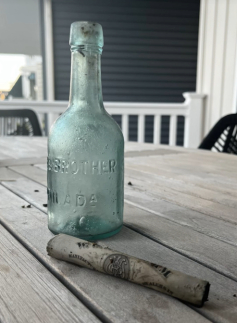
[69,21,104,48]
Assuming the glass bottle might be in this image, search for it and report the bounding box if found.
[47,22,124,240]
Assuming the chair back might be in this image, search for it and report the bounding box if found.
[199,114,237,154]
[0,109,42,136]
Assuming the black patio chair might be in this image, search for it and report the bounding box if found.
[199,113,237,154]
[0,109,42,136]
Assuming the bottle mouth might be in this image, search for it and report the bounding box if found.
[69,22,104,49]
[70,44,102,54]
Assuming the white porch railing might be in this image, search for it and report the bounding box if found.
[0,92,206,148]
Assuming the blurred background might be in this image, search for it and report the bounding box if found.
[0,0,237,149]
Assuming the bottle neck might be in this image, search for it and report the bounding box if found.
[69,46,103,110]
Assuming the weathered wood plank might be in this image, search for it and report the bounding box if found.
[1,138,237,323]
[126,155,237,193]
[125,167,237,208]
[123,202,237,280]
[163,157,237,181]
[0,151,13,160]
[126,153,236,187]
[125,160,237,199]
[0,138,183,161]
[4,175,237,283]
[125,156,237,192]
[1,177,47,208]
[34,163,48,171]
[0,138,191,161]
[0,137,47,160]
[0,157,47,167]
[7,165,237,249]
[124,168,237,224]
[0,167,21,181]
[124,187,237,248]
[164,149,237,169]
[1,136,236,163]
[124,142,189,154]
[125,149,184,158]
[10,165,47,186]
[0,224,100,323]
[3,170,237,280]
[0,186,209,323]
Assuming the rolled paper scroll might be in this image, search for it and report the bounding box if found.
[47,234,210,307]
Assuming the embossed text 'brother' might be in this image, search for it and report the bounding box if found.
[48,158,116,175]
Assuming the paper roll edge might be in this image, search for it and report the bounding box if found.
[199,281,210,307]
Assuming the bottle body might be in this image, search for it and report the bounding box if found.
[47,21,124,240]
[48,107,124,240]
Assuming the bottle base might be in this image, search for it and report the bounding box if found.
[49,224,123,241]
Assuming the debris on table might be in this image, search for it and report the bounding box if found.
[47,234,210,307]
[21,204,32,208]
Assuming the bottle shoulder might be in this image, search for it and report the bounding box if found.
[49,107,124,146]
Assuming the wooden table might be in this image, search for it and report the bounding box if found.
[0,137,237,323]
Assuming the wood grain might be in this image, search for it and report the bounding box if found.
[9,163,237,247]
[124,156,237,224]
[125,167,237,209]
[0,137,47,161]
[0,167,21,181]
[10,165,47,186]
[1,174,237,322]
[124,187,237,248]
[5,166,237,276]
[0,186,209,323]
[125,155,237,194]
[3,174,237,282]
[34,163,48,171]
[0,224,100,323]
[124,170,237,225]
[1,138,237,322]
[0,157,47,167]
[125,148,185,157]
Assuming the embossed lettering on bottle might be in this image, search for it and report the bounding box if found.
[47,158,117,175]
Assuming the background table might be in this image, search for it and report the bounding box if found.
[0,137,237,323]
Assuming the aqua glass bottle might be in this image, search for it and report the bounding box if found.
[47,22,124,240]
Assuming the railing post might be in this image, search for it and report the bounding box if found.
[153,115,161,144]
[44,0,55,101]
[122,114,129,142]
[183,92,206,148]
[169,115,177,146]
[44,0,56,135]
[138,114,145,143]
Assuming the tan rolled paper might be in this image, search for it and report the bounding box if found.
[47,234,210,307]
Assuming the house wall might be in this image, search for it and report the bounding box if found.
[51,0,200,103]
[197,0,237,135]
